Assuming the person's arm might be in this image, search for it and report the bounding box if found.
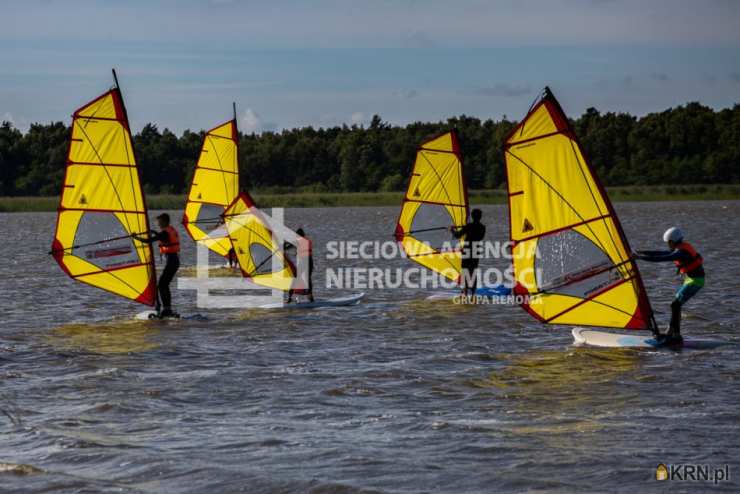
[133,230,165,245]
[634,249,683,262]
[451,224,467,239]
[131,231,151,243]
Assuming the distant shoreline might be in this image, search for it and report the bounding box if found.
[2,185,739,212]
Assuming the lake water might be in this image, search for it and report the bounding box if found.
[1,202,739,493]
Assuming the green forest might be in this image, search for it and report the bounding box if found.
[0,102,738,197]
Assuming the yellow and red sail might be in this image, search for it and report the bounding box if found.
[51,84,157,305]
[182,118,240,256]
[395,131,468,281]
[504,87,654,330]
[223,192,295,291]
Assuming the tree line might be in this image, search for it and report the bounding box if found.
[0,102,738,197]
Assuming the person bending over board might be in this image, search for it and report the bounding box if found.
[134,213,181,318]
[287,228,314,303]
[634,227,704,345]
[451,208,486,296]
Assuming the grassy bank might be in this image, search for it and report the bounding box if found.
[2,185,740,212]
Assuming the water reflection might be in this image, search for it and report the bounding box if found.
[48,322,162,354]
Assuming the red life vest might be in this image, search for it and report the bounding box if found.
[159,225,180,255]
[673,241,702,274]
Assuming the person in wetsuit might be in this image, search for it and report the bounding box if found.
[134,213,181,317]
[451,208,486,296]
[287,228,314,303]
[634,227,704,344]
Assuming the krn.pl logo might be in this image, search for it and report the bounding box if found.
[654,462,730,484]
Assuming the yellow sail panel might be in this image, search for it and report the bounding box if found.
[182,119,239,257]
[505,88,653,330]
[421,132,454,152]
[395,131,468,281]
[51,88,156,306]
[508,103,559,143]
[223,193,295,291]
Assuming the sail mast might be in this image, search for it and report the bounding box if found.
[112,69,160,306]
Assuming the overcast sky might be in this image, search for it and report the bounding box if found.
[1,0,738,133]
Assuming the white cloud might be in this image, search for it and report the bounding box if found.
[242,108,262,133]
[241,108,277,134]
[2,112,14,125]
[350,112,366,126]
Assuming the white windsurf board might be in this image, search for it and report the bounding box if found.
[258,292,365,310]
[572,328,725,349]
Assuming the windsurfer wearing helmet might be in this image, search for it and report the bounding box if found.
[634,227,704,344]
[451,208,486,296]
[134,213,181,318]
[286,228,314,303]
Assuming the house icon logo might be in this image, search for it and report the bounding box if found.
[656,463,668,481]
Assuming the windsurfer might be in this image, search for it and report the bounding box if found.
[451,208,486,296]
[227,247,237,269]
[134,213,181,317]
[634,227,704,344]
[286,228,314,303]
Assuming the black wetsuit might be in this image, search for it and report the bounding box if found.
[452,221,486,293]
[138,230,180,311]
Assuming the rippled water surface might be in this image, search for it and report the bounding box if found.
[1,202,739,493]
